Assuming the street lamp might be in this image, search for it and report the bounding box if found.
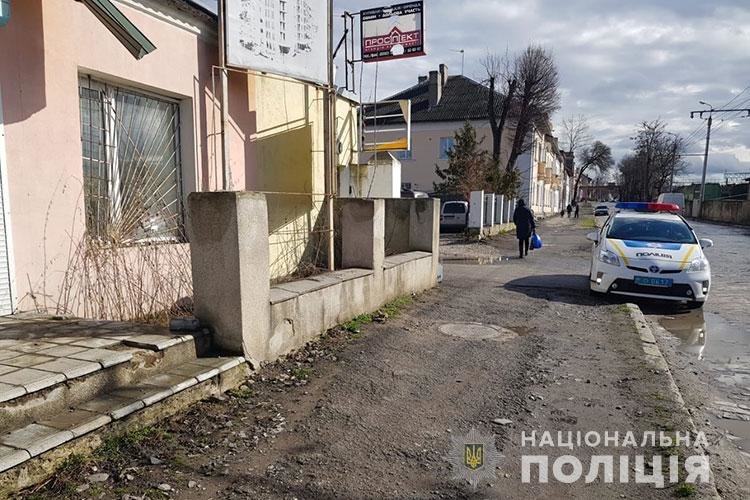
[451,49,465,75]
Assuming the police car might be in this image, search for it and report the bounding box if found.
[587,202,713,308]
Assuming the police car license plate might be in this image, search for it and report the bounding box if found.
[634,276,673,288]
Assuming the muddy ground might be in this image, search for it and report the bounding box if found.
[18,216,733,499]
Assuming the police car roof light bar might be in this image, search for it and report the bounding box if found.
[615,202,681,213]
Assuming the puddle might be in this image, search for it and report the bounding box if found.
[439,322,518,341]
[440,256,510,265]
[659,311,750,451]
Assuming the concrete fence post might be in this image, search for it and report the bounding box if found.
[505,197,513,224]
[410,198,440,285]
[484,193,496,226]
[468,190,484,229]
[339,198,385,273]
[188,192,270,363]
[495,195,504,224]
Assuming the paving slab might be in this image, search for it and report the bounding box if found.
[36,344,88,357]
[41,336,87,345]
[38,408,112,438]
[0,444,31,473]
[77,394,145,420]
[2,354,56,368]
[0,368,65,393]
[143,373,198,393]
[68,348,133,368]
[269,287,299,305]
[109,385,173,407]
[0,423,74,457]
[11,341,60,353]
[35,357,101,380]
[121,334,183,351]
[0,382,26,403]
[164,362,219,381]
[0,364,18,376]
[68,337,122,349]
[0,350,22,362]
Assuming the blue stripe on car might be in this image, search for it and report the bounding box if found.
[622,240,683,250]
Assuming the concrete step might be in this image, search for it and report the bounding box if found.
[0,327,213,433]
[0,355,245,474]
[0,318,251,493]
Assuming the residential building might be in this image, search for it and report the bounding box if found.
[0,0,357,317]
[365,64,570,215]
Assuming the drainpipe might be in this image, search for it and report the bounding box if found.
[323,0,335,270]
[218,0,230,190]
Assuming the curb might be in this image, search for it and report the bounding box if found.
[624,303,721,498]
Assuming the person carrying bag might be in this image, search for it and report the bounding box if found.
[513,199,536,259]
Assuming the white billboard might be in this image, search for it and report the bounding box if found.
[226,0,328,85]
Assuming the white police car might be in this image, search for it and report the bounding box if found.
[587,202,713,308]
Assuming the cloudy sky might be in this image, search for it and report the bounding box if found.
[333,0,750,183]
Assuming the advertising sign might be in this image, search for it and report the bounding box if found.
[360,1,425,63]
[226,0,328,85]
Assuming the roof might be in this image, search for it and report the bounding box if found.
[373,75,506,123]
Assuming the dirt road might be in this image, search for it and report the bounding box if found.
[24,216,729,499]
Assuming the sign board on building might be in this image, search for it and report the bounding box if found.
[360,100,411,152]
[360,1,425,63]
[225,0,328,85]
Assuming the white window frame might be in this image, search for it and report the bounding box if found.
[439,136,454,160]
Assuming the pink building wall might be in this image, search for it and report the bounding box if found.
[0,0,256,313]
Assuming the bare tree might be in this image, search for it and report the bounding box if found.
[618,120,687,201]
[561,114,591,156]
[481,51,517,164]
[573,141,614,202]
[505,45,561,171]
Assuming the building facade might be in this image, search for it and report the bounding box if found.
[0,0,357,318]
[368,64,570,215]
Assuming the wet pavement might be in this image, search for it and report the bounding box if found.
[647,221,750,456]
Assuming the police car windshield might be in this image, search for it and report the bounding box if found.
[607,217,696,244]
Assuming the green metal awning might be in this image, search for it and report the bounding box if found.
[78,0,156,59]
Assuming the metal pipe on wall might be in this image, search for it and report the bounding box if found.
[323,0,335,271]
[218,0,230,190]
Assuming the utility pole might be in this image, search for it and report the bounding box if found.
[689,104,750,217]
[323,0,335,271]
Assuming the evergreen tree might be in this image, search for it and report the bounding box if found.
[433,123,494,200]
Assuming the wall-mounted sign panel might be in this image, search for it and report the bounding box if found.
[360,1,425,63]
[226,0,327,85]
[360,100,411,152]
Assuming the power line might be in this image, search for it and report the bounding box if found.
[689,103,750,216]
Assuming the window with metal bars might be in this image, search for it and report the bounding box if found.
[78,76,184,244]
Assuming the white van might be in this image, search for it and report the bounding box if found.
[657,193,685,211]
[440,201,469,231]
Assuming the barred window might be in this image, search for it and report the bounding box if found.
[79,76,184,244]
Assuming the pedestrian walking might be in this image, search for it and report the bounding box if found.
[513,198,536,259]
[566,204,572,218]
[574,204,580,218]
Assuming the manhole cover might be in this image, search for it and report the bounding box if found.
[438,323,518,341]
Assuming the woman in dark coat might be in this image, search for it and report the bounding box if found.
[513,199,536,259]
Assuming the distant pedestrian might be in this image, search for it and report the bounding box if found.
[566,204,572,218]
[560,209,565,217]
[513,199,536,259]
[574,204,580,218]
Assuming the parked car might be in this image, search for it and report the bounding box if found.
[401,188,429,198]
[594,205,609,217]
[440,201,469,231]
[657,192,686,212]
[587,202,713,308]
